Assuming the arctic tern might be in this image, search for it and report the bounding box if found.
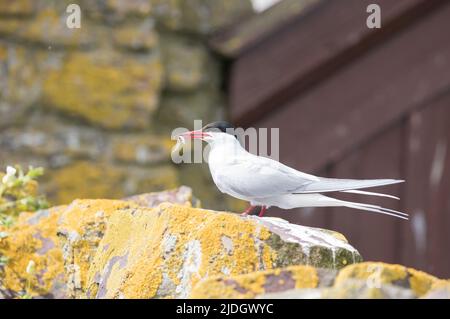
[177,121,407,220]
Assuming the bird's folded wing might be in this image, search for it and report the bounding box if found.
[292,177,404,193]
[215,156,316,198]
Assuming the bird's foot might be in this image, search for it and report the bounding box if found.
[258,206,267,217]
[241,205,256,216]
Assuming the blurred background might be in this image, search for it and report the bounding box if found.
[0,0,449,278]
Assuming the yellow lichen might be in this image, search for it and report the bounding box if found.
[113,23,159,50]
[190,265,318,299]
[0,206,66,297]
[85,204,281,298]
[335,262,407,285]
[0,0,34,16]
[290,266,319,289]
[57,199,139,298]
[43,50,163,129]
[334,262,440,297]
[45,161,179,205]
[46,161,126,205]
[17,8,91,46]
[408,268,439,296]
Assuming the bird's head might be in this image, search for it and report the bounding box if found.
[180,121,237,144]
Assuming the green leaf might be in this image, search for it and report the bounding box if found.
[0,255,9,266]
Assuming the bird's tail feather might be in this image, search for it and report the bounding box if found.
[320,194,408,220]
[277,193,407,219]
[341,189,400,200]
[341,201,408,220]
[297,178,404,194]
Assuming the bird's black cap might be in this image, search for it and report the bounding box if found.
[202,121,235,134]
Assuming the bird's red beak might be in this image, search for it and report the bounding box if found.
[181,130,210,140]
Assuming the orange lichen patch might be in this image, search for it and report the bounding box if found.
[57,199,139,298]
[0,0,34,16]
[408,268,439,296]
[85,205,161,299]
[43,50,163,129]
[0,206,66,298]
[0,19,23,36]
[44,161,179,206]
[46,161,126,205]
[190,265,319,299]
[86,204,281,299]
[290,266,320,289]
[58,199,137,235]
[18,8,92,46]
[334,262,440,297]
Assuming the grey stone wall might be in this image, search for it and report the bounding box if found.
[0,0,253,209]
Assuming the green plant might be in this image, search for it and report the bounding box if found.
[0,255,9,267]
[0,165,49,227]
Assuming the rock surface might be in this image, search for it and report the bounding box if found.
[125,185,200,208]
[193,262,447,299]
[57,186,198,298]
[57,199,138,298]
[1,188,448,299]
[85,204,361,299]
[0,206,66,299]
[0,187,199,299]
[191,266,336,299]
[421,280,450,299]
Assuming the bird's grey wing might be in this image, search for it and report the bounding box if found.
[292,177,404,193]
[214,156,316,198]
[241,154,404,194]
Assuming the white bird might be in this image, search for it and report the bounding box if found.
[178,121,408,220]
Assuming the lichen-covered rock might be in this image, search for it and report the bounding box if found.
[258,279,417,299]
[45,161,178,205]
[0,43,45,129]
[15,7,95,47]
[0,0,35,17]
[0,0,249,210]
[111,135,173,165]
[43,50,163,129]
[153,0,254,34]
[85,204,361,299]
[333,262,440,298]
[190,266,335,299]
[82,0,153,21]
[322,278,416,299]
[157,91,225,128]
[421,280,450,299]
[112,21,159,51]
[57,199,139,298]
[225,262,447,299]
[0,206,66,299]
[57,190,197,298]
[125,186,200,208]
[161,35,218,91]
[0,116,107,159]
[253,216,362,269]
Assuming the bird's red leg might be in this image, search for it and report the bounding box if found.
[241,205,255,215]
[258,206,267,217]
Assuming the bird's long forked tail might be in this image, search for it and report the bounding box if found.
[320,194,408,220]
[341,200,408,220]
[292,178,408,219]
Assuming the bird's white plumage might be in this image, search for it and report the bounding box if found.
[200,131,407,219]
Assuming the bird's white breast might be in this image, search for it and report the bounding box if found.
[206,139,250,200]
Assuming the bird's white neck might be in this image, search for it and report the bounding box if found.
[206,134,246,166]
